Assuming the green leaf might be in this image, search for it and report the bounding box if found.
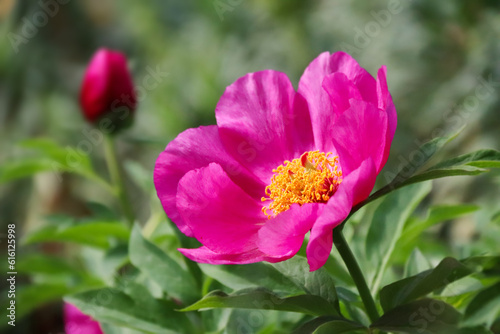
[462,255,500,276]
[492,211,500,224]
[371,299,462,334]
[380,257,473,312]
[455,326,495,334]
[357,146,500,212]
[396,204,480,263]
[365,182,432,293]
[222,308,300,334]
[103,243,130,272]
[66,288,195,334]
[181,288,338,316]
[381,149,500,198]
[404,248,432,278]
[129,224,199,303]
[198,262,301,294]
[440,277,484,298]
[99,323,146,334]
[272,256,340,311]
[22,219,130,249]
[86,202,119,220]
[429,149,500,170]
[397,165,487,187]
[20,138,94,172]
[400,204,479,247]
[0,159,55,183]
[389,127,464,183]
[16,254,79,276]
[359,129,461,206]
[291,316,367,334]
[412,204,479,231]
[313,320,368,334]
[462,281,500,327]
[0,139,88,182]
[124,160,155,192]
[0,138,112,191]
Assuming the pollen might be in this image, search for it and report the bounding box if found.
[262,151,342,217]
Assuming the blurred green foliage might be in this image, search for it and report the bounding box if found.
[1,1,500,333]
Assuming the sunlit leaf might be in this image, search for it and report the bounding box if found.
[16,254,79,276]
[357,146,500,211]
[22,218,130,249]
[0,138,111,191]
[401,204,479,246]
[429,149,500,170]
[462,281,500,327]
[380,257,473,312]
[313,320,368,334]
[181,288,339,317]
[291,316,365,334]
[404,248,432,278]
[129,224,199,303]
[198,262,301,295]
[365,182,432,292]
[272,256,340,311]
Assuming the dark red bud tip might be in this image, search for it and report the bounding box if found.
[79,48,137,133]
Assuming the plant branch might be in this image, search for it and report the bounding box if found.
[103,134,134,226]
[332,228,379,323]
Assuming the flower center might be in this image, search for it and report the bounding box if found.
[262,150,342,217]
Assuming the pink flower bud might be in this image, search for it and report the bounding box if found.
[80,48,137,132]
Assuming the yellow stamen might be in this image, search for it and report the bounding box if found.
[262,150,342,217]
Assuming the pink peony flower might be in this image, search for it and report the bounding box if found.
[154,52,396,271]
[64,302,103,334]
[80,48,136,130]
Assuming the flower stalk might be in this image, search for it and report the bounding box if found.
[103,134,134,226]
[332,227,379,323]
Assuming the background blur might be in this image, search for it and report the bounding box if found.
[1,0,500,333]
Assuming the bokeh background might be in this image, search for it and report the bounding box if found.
[1,0,500,333]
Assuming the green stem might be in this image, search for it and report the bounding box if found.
[332,228,379,323]
[103,134,134,226]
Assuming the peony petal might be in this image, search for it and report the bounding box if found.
[257,203,323,257]
[177,163,265,254]
[307,232,334,272]
[331,99,388,176]
[322,72,364,115]
[154,125,264,237]
[306,189,350,272]
[216,70,314,183]
[298,52,377,151]
[325,52,377,103]
[376,66,397,169]
[64,303,103,334]
[179,246,288,265]
[306,158,376,271]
